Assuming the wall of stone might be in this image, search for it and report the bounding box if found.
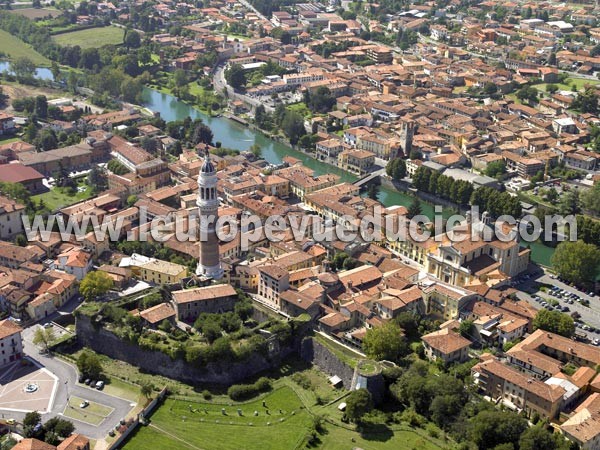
[76,315,291,385]
[299,337,355,389]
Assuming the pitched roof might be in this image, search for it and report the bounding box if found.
[172,284,237,304]
[0,318,22,339]
[422,328,471,355]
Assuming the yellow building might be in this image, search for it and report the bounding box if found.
[137,259,188,284]
[338,149,375,175]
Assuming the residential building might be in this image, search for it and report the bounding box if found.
[422,327,471,364]
[172,284,238,321]
[0,319,23,368]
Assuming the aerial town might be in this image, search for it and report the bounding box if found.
[0,0,599,448]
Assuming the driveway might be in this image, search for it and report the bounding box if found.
[1,326,136,439]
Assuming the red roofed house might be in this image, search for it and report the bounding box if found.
[0,163,45,193]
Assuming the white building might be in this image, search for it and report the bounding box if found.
[0,319,23,368]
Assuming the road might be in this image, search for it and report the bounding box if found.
[213,64,275,113]
[1,326,135,439]
[515,270,600,334]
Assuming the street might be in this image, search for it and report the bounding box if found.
[2,326,136,439]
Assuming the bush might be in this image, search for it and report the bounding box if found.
[202,390,212,400]
[227,377,272,401]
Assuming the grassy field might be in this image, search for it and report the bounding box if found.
[32,178,93,212]
[534,78,600,93]
[9,8,61,19]
[123,383,445,450]
[123,387,311,450]
[0,29,50,65]
[52,26,124,49]
[63,396,114,425]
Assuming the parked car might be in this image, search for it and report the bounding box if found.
[562,306,570,312]
[42,323,53,329]
[84,379,91,385]
[80,400,89,408]
[95,381,104,390]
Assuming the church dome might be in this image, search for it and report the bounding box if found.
[201,157,215,174]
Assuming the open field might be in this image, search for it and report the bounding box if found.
[123,387,311,450]
[63,395,114,425]
[9,8,61,19]
[535,78,600,93]
[123,383,445,450]
[52,26,124,49]
[0,30,50,65]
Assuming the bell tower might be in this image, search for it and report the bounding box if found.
[196,145,223,279]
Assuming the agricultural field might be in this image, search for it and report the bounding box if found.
[9,8,61,20]
[0,29,50,65]
[52,26,124,49]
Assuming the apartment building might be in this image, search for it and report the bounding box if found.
[172,284,237,321]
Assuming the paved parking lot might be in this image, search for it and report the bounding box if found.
[514,270,600,341]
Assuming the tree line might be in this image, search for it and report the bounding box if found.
[412,167,522,218]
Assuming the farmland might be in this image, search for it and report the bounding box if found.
[0,29,50,65]
[52,26,124,49]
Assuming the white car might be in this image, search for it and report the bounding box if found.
[80,400,89,408]
[593,339,600,346]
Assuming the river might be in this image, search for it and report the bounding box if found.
[140,88,446,216]
[141,88,557,267]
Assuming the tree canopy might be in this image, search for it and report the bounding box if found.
[363,322,409,362]
[532,309,575,338]
[79,271,114,301]
[551,240,600,285]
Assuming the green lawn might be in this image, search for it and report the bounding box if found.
[32,179,93,212]
[0,29,50,66]
[52,26,124,49]
[63,396,114,425]
[319,426,445,450]
[123,387,311,450]
[535,78,600,93]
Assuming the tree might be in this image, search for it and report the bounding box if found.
[191,122,213,145]
[76,351,103,379]
[140,381,154,399]
[12,57,36,83]
[546,84,559,94]
[485,161,506,178]
[34,95,48,119]
[582,184,600,216]
[344,389,373,423]
[533,309,575,337]
[306,86,336,113]
[394,312,420,339]
[127,195,138,207]
[87,167,107,194]
[468,410,528,450]
[516,86,538,104]
[573,89,599,114]
[124,29,141,49]
[367,183,379,200]
[519,425,560,450]
[558,189,579,215]
[23,411,42,438]
[386,158,407,181]
[79,271,114,301]
[363,322,409,362]
[551,240,600,285]
[281,111,305,145]
[173,69,187,89]
[459,320,475,339]
[548,52,557,66]
[224,63,247,90]
[33,328,56,353]
[407,197,422,219]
